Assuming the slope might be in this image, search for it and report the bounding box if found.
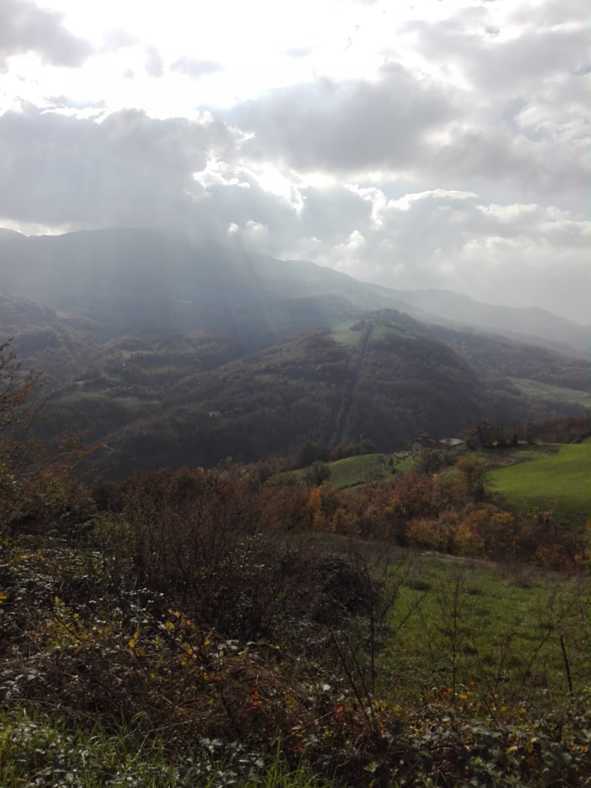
[2,227,588,358]
[91,312,484,476]
[487,440,591,517]
[396,289,591,357]
[0,228,408,349]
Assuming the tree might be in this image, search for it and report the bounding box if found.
[0,339,38,436]
[305,460,331,486]
[297,441,327,468]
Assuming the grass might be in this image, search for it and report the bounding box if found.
[510,377,591,409]
[383,557,591,708]
[323,453,394,489]
[486,441,591,516]
[0,711,331,787]
[274,453,406,490]
[329,324,363,348]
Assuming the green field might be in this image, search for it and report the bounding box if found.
[321,453,392,488]
[275,451,416,490]
[487,441,591,516]
[329,323,364,348]
[275,453,392,489]
[383,557,591,707]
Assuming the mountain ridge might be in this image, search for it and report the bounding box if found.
[1,227,590,476]
[1,227,588,356]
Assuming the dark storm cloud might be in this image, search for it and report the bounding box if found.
[0,0,92,68]
[0,107,235,226]
[230,66,456,172]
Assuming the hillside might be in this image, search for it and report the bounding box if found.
[0,228,407,349]
[19,313,591,479]
[74,312,481,476]
[396,289,591,357]
[0,294,101,383]
[2,228,591,476]
[2,228,589,357]
[487,440,591,519]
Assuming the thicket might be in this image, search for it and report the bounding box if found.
[4,464,591,785]
[263,454,590,572]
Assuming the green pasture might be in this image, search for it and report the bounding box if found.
[274,451,417,490]
[383,558,591,707]
[322,453,393,488]
[486,441,591,517]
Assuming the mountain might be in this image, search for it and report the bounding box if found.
[0,228,410,349]
[30,309,591,478]
[0,293,100,381]
[394,289,591,357]
[73,311,484,476]
[1,228,588,357]
[2,227,591,477]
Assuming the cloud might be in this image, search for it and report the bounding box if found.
[512,0,590,27]
[172,57,223,78]
[145,46,164,78]
[285,47,312,59]
[0,0,92,68]
[0,106,235,226]
[412,16,590,93]
[0,0,588,324]
[0,100,588,322]
[403,8,591,208]
[223,4,589,212]
[310,188,591,323]
[101,28,136,51]
[230,67,456,172]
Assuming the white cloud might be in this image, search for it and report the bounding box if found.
[172,57,223,79]
[0,0,92,67]
[144,46,163,78]
[231,68,456,172]
[0,0,589,323]
[0,106,235,226]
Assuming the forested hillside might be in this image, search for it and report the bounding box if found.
[1,228,591,476]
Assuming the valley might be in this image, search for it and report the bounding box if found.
[1,228,589,479]
[2,2,590,782]
[1,228,591,787]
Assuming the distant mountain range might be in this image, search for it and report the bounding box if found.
[392,289,591,358]
[1,227,590,475]
[1,227,589,355]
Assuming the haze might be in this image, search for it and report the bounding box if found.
[0,0,589,323]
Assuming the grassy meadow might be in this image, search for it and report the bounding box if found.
[273,451,417,490]
[382,557,591,709]
[487,440,591,517]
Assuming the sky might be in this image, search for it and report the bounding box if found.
[0,0,589,322]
